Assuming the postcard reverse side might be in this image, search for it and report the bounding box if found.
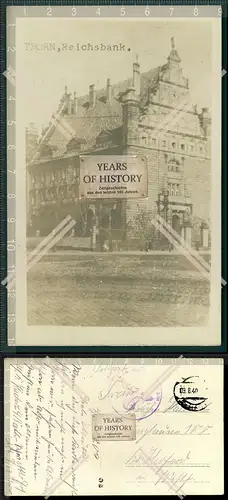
[6,6,222,345]
[4,358,224,495]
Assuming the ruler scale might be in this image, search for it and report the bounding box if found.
[3,2,223,348]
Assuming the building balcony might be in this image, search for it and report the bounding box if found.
[168,194,191,205]
[35,196,78,208]
[168,195,192,213]
[40,200,57,206]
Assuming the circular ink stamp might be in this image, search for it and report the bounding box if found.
[173,376,209,412]
[120,389,163,421]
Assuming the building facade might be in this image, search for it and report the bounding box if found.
[26,39,211,248]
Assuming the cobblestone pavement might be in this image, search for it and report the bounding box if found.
[27,253,210,327]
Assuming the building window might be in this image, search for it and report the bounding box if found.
[180,143,185,151]
[168,183,180,197]
[189,144,194,153]
[141,135,148,145]
[162,140,166,147]
[168,159,180,172]
[199,145,204,155]
[152,138,157,146]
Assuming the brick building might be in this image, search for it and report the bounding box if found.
[26,38,211,248]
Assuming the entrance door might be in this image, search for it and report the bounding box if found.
[172,214,181,235]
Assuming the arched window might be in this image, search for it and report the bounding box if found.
[141,133,148,145]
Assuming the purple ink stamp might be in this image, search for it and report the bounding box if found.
[122,389,163,421]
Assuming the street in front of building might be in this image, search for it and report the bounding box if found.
[27,251,210,327]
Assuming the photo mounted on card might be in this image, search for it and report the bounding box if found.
[5,5,222,346]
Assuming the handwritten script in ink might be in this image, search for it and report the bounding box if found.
[5,360,89,496]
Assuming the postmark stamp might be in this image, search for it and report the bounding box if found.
[92,413,136,441]
[173,376,209,412]
[122,389,163,421]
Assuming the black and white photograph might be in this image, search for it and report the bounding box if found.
[9,9,221,344]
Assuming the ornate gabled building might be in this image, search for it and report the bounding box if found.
[26,38,211,248]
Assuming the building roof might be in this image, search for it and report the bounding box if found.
[38,66,160,159]
[31,39,204,164]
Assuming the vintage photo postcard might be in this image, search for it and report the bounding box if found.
[4,357,224,495]
[5,6,222,345]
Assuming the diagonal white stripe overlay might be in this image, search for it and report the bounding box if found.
[2,215,76,290]
[154,214,226,286]
[156,214,210,271]
[40,356,183,498]
[27,215,73,263]
[153,217,210,281]
[2,215,73,286]
[3,66,226,293]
